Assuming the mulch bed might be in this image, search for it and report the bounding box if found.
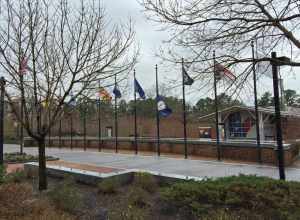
[47,160,124,173]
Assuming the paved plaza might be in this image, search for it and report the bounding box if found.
[4,144,300,181]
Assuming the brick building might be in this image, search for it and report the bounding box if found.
[50,112,202,139]
[199,106,300,142]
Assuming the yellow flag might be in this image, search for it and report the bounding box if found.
[41,99,49,108]
[99,88,112,101]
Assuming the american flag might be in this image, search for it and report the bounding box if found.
[215,63,236,81]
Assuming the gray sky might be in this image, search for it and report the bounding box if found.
[103,0,300,105]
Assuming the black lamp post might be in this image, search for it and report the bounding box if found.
[0,77,6,165]
[270,53,290,180]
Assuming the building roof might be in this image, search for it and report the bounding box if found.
[198,105,300,121]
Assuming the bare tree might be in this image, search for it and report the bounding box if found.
[0,0,137,190]
[141,0,300,88]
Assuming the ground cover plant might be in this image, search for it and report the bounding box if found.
[0,169,300,220]
[4,152,58,163]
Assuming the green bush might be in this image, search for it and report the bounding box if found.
[5,170,26,183]
[160,175,300,219]
[97,177,120,194]
[4,152,58,163]
[118,205,147,220]
[133,172,157,193]
[48,178,82,213]
[127,187,150,208]
[0,165,6,184]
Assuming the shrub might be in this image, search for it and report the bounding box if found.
[48,178,82,213]
[0,183,33,218]
[5,169,26,183]
[160,175,300,219]
[97,177,119,194]
[127,187,150,208]
[133,172,157,193]
[0,165,6,184]
[118,205,147,220]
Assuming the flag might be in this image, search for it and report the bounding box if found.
[157,96,172,117]
[113,85,122,98]
[215,63,236,81]
[68,91,76,107]
[99,87,112,101]
[41,99,50,108]
[134,78,146,99]
[19,57,29,75]
[183,67,194,85]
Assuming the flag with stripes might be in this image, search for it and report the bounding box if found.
[215,63,236,81]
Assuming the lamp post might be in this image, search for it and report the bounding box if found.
[0,77,6,165]
[270,52,290,180]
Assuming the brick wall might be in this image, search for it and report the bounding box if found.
[25,138,299,166]
[50,113,203,138]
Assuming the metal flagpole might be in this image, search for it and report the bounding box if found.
[271,52,285,180]
[181,58,188,159]
[98,80,102,152]
[114,74,118,153]
[134,69,138,154]
[48,107,51,147]
[155,64,160,156]
[213,51,221,161]
[251,41,262,163]
[83,101,87,151]
[59,116,62,149]
[20,74,24,154]
[70,110,73,150]
[0,77,5,165]
[59,87,62,149]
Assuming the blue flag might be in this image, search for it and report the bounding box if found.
[113,85,122,98]
[134,79,145,99]
[68,91,76,107]
[157,96,172,117]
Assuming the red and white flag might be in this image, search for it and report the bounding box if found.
[215,63,236,81]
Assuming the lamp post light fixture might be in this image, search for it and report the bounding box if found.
[0,77,6,165]
[270,53,291,180]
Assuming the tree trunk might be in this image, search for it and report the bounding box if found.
[38,137,47,190]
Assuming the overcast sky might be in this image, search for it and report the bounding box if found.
[102,0,300,105]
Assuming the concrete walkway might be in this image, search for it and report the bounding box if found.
[4,144,300,181]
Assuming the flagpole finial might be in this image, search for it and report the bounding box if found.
[213,50,216,58]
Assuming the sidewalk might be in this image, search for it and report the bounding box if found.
[4,144,300,181]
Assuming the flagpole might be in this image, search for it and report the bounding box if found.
[20,74,24,154]
[59,116,62,149]
[181,58,188,159]
[213,51,221,161]
[155,64,160,156]
[134,69,138,154]
[48,106,51,147]
[59,87,62,149]
[114,74,118,153]
[83,101,87,151]
[98,80,102,152]
[70,109,73,150]
[251,41,262,163]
